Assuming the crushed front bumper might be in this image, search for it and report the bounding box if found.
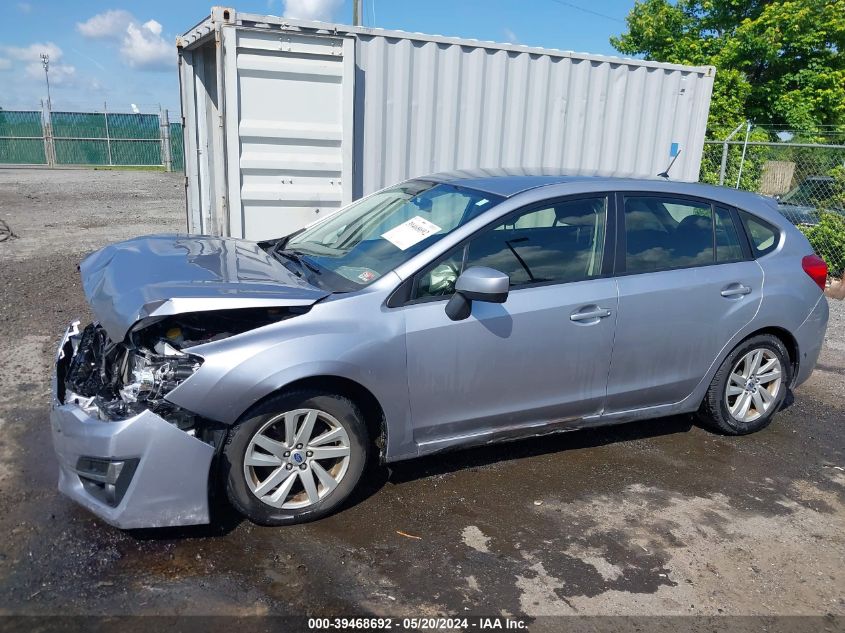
[50,322,215,529]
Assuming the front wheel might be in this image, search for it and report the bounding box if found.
[222,390,370,525]
[698,334,791,435]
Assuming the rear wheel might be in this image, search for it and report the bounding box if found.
[698,334,791,435]
[222,390,369,525]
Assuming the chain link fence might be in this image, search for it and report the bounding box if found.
[0,105,183,171]
[702,125,845,278]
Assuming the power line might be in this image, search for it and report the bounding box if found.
[547,0,625,23]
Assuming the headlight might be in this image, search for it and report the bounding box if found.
[119,348,202,405]
[64,322,204,425]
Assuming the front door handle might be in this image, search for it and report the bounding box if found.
[570,307,612,322]
[721,283,752,298]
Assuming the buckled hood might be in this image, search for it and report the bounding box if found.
[80,234,330,341]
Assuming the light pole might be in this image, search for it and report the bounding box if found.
[40,53,51,111]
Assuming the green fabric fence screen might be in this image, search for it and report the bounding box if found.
[170,122,184,172]
[51,112,162,166]
[0,110,47,165]
[0,109,185,170]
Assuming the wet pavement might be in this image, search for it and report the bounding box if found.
[0,168,843,617]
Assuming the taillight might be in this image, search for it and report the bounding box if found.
[802,254,827,291]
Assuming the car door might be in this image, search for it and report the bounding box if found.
[604,194,763,412]
[400,194,619,448]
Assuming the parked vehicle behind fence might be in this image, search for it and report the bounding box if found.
[776,176,845,226]
[51,171,828,528]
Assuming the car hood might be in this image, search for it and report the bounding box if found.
[80,234,330,341]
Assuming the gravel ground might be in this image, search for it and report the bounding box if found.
[0,168,843,621]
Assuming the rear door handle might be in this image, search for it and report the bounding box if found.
[721,283,752,297]
[570,307,612,322]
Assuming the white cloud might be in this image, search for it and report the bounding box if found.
[77,9,134,39]
[17,2,32,13]
[1,41,77,84]
[3,41,63,63]
[78,11,173,71]
[503,28,519,44]
[24,61,76,85]
[282,0,343,22]
[144,19,163,36]
[122,19,172,70]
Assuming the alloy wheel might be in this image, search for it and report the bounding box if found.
[243,408,351,509]
[724,348,783,423]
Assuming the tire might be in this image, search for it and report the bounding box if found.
[697,334,792,435]
[222,389,369,525]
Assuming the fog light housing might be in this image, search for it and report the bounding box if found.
[76,457,139,507]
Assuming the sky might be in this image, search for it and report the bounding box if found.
[0,0,635,114]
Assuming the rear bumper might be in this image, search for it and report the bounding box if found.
[50,323,214,530]
[793,294,829,388]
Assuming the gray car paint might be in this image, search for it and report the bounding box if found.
[405,277,619,445]
[54,171,829,528]
[50,323,215,529]
[605,261,765,411]
[80,234,329,341]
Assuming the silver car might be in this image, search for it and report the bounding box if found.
[51,171,830,529]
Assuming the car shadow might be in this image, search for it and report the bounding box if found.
[127,413,711,540]
[380,414,696,486]
[128,490,247,540]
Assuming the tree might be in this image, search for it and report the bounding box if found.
[611,0,845,137]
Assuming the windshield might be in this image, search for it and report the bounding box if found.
[282,180,503,291]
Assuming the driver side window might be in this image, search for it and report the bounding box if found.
[413,196,608,300]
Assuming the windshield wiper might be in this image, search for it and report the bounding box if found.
[274,249,322,276]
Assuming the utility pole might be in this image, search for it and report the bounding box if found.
[40,53,52,111]
[353,0,363,25]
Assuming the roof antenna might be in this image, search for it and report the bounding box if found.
[657,149,681,179]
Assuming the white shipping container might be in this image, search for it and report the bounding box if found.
[178,7,715,240]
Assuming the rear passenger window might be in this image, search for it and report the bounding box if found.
[740,212,780,257]
[623,197,747,272]
[624,197,714,272]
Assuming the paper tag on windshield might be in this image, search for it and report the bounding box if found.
[381,216,442,251]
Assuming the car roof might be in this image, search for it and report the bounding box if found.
[421,168,600,197]
[418,167,782,219]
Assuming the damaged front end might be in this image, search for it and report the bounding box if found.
[51,307,302,529]
[60,319,209,434]
[50,234,331,528]
[59,307,299,431]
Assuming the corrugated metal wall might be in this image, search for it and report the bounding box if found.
[178,10,714,239]
[355,36,712,197]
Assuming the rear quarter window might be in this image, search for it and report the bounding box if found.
[740,211,780,257]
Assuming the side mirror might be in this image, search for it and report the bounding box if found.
[445,267,509,321]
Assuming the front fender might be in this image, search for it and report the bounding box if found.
[164,291,417,461]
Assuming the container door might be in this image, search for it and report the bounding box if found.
[222,27,354,240]
[180,41,224,236]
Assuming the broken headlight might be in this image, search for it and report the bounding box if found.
[119,346,202,405]
[63,322,203,423]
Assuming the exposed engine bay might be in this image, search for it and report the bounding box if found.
[59,307,301,430]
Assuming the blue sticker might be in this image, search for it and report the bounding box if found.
[670,142,680,157]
